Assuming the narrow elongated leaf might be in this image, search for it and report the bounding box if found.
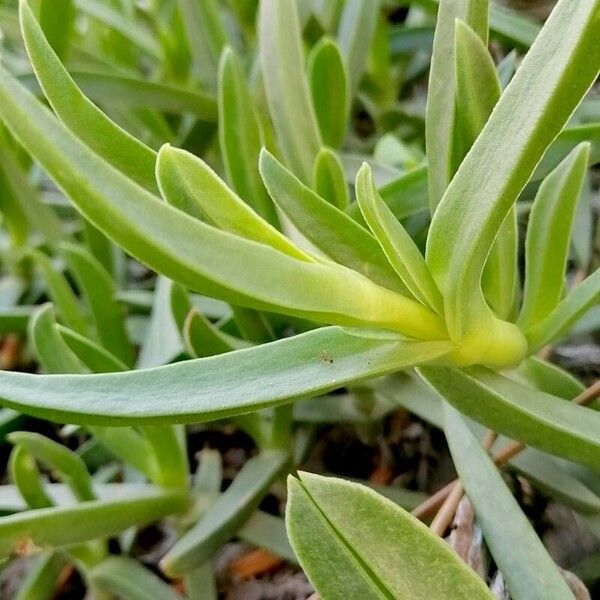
[177,0,227,89]
[9,445,53,510]
[0,328,452,425]
[184,308,244,358]
[74,0,161,58]
[29,304,86,374]
[452,19,499,171]
[20,0,157,192]
[307,37,349,148]
[356,163,443,314]
[337,0,380,98]
[218,47,277,224]
[0,64,447,336]
[92,557,182,600]
[518,144,590,332]
[15,550,66,600]
[287,472,493,599]
[259,149,411,296]
[420,366,600,471]
[161,451,288,575]
[138,277,182,369]
[426,0,600,341]
[61,242,134,366]
[31,252,88,336]
[259,0,322,182]
[313,147,350,209]
[59,326,128,373]
[238,511,297,563]
[526,268,600,351]
[0,490,187,557]
[38,0,74,60]
[8,432,95,502]
[156,145,306,260]
[426,0,488,212]
[20,71,217,120]
[444,404,573,599]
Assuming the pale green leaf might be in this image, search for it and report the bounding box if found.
[0,327,453,425]
[9,445,53,510]
[287,472,494,599]
[92,557,182,600]
[259,149,414,297]
[426,0,488,212]
[0,489,187,557]
[307,37,349,148]
[61,242,134,367]
[443,403,574,600]
[20,0,157,192]
[420,366,600,471]
[337,0,380,98]
[218,47,277,224]
[312,147,350,210]
[156,144,307,260]
[356,163,443,314]
[161,450,288,576]
[518,144,590,332]
[426,0,600,342]
[259,0,322,182]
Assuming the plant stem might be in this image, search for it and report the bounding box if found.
[413,379,600,521]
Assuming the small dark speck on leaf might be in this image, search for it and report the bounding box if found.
[319,350,334,364]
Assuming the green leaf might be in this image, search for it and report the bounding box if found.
[347,164,429,225]
[61,242,134,367]
[238,511,297,564]
[92,557,183,600]
[184,308,245,358]
[287,472,494,599]
[59,326,128,373]
[20,0,157,192]
[218,47,278,225]
[451,18,500,174]
[312,147,350,210]
[30,252,88,337]
[37,0,74,60]
[425,0,488,212]
[0,489,187,557]
[525,268,600,352]
[74,0,162,59]
[514,356,585,400]
[15,550,66,600]
[138,277,183,369]
[443,403,574,600]
[337,0,380,98]
[161,450,288,575]
[259,0,322,182]
[307,37,349,148]
[8,431,95,502]
[177,0,227,89]
[518,144,590,332]
[156,144,306,260]
[259,149,412,296]
[420,366,600,471]
[0,306,36,335]
[29,304,87,374]
[0,327,453,425]
[356,163,443,314]
[426,0,600,343]
[0,66,447,336]
[9,445,53,510]
[20,70,217,120]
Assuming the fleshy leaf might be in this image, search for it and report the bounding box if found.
[307,37,349,148]
[356,163,443,314]
[0,327,452,425]
[287,472,494,599]
[443,403,574,600]
[518,144,590,332]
